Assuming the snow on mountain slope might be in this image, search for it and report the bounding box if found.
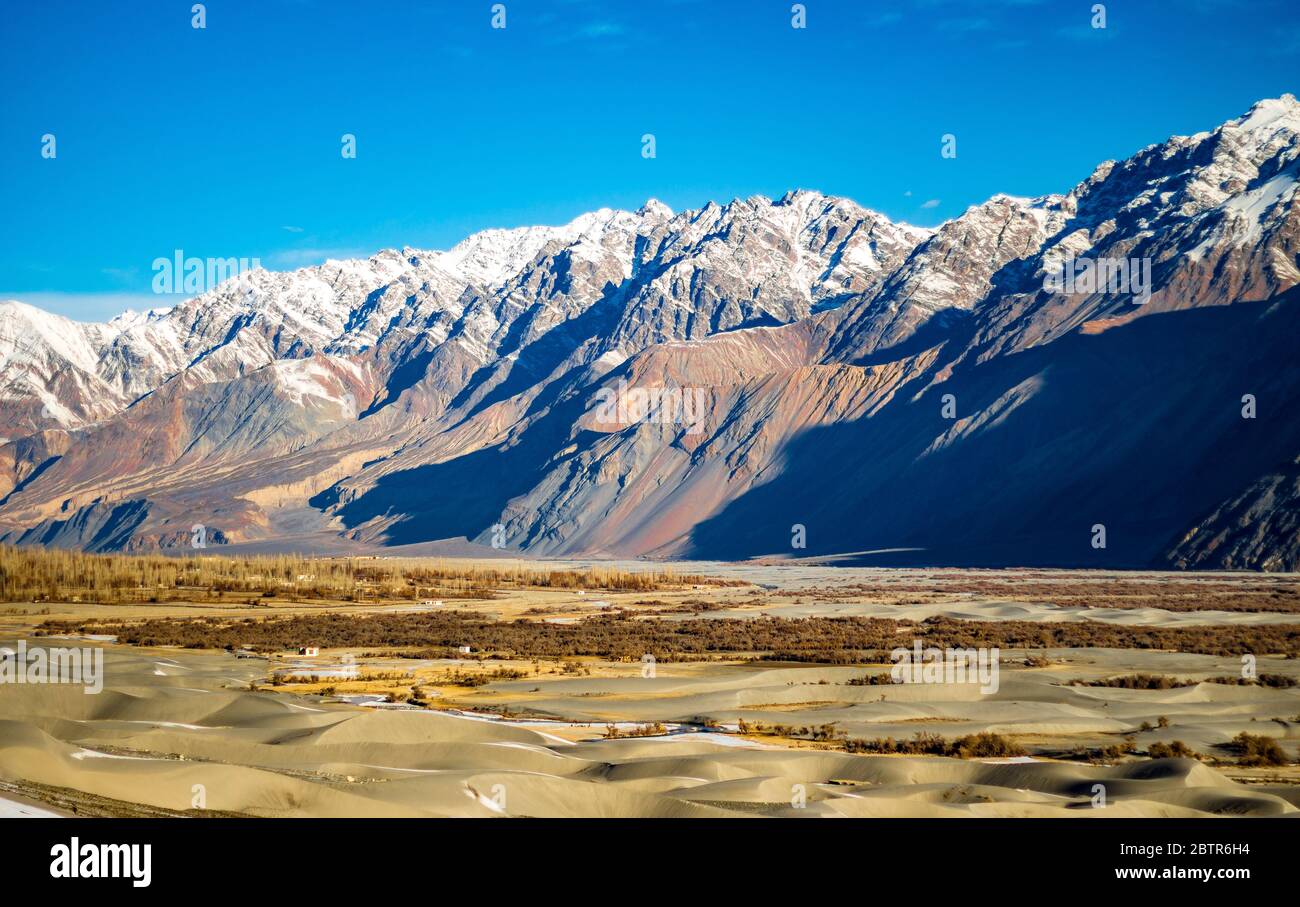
[948,96,1300,369]
[0,301,132,440]
[0,191,919,540]
[0,301,105,374]
[3,98,1299,569]
[824,193,1069,363]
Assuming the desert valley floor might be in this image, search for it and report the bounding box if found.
[2,561,1299,818]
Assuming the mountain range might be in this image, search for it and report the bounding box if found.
[3,96,1299,569]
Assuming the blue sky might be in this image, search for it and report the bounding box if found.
[2,0,1297,321]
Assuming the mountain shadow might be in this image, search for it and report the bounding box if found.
[687,291,1300,568]
[329,391,592,546]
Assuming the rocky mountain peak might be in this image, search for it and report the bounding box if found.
[3,99,1298,569]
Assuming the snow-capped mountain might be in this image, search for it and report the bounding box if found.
[0,300,141,439]
[2,97,1299,569]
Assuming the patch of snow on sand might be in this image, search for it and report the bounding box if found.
[0,796,61,818]
[283,702,327,712]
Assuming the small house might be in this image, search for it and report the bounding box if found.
[298,646,320,657]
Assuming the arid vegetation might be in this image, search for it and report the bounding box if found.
[737,719,847,742]
[1059,733,1292,767]
[37,610,1300,660]
[1221,732,1290,767]
[787,576,1300,613]
[1148,740,1199,759]
[431,667,530,688]
[838,731,1026,759]
[736,719,1027,759]
[0,544,727,605]
[847,672,896,685]
[1207,674,1298,688]
[603,722,668,738]
[1061,737,1140,763]
[1070,673,1298,689]
[1070,673,1199,689]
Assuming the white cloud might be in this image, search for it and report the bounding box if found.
[263,247,372,270]
[0,291,169,323]
[921,199,941,209]
[578,22,625,38]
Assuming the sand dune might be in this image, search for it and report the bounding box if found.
[2,566,1296,818]
[1,642,1295,818]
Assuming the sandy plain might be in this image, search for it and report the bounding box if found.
[1,563,1298,818]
